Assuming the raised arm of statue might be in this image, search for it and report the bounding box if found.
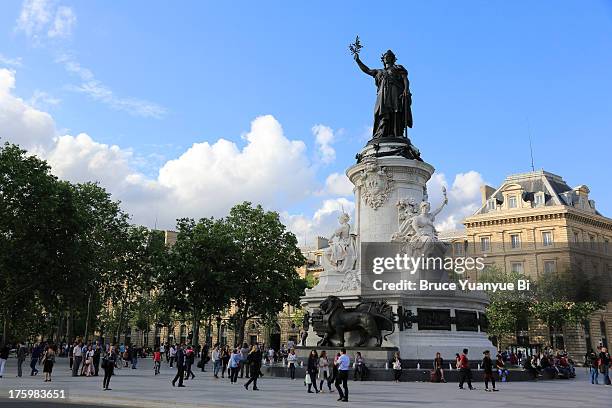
[430,188,448,218]
[354,54,376,77]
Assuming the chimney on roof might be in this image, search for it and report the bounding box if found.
[480,185,495,205]
[316,236,329,250]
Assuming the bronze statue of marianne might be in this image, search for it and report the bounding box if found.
[354,49,413,139]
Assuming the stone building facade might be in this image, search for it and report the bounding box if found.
[452,170,612,359]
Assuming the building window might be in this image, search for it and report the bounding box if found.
[453,242,464,256]
[544,260,556,274]
[574,231,580,243]
[589,235,596,250]
[534,192,545,207]
[510,234,521,249]
[542,231,553,247]
[584,321,593,352]
[508,196,518,209]
[511,262,523,273]
[487,199,496,211]
[604,239,609,254]
[480,237,490,252]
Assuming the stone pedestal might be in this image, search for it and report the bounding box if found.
[300,139,496,360]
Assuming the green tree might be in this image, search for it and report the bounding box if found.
[103,226,166,344]
[0,143,61,344]
[530,268,603,348]
[225,202,307,345]
[479,266,534,350]
[158,217,237,347]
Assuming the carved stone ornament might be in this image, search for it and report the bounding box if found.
[359,158,393,210]
[335,270,361,293]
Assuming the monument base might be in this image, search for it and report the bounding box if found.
[300,141,495,362]
[294,346,398,368]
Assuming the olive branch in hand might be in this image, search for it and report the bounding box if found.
[349,36,363,56]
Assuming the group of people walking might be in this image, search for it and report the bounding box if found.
[586,346,611,385]
[304,348,350,402]
[1,342,60,382]
[2,339,610,400]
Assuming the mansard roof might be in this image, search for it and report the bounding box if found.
[473,170,602,216]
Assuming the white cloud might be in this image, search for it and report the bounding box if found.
[46,133,136,187]
[0,69,56,153]
[15,0,75,41]
[45,114,318,227]
[0,54,23,68]
[29,90,61,109]
[313,124,335,164]
[63,117,314,226]
[427,170,485,231]
[47,5,76,38]
[15,0,53,40]
[322,172,353,196]
[0,70,318,229]
[56,54,167,119]
[157,115,316,218]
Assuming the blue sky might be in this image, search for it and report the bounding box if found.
[1,1,611,243]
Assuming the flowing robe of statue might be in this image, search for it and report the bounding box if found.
[355,50,413,139]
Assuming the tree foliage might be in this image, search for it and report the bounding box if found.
[479,266,533,349]
[530,268,603,347]
[1,143,308,348]
[0,143,165,344]
[225,202,307,345]
[157,217,237,346]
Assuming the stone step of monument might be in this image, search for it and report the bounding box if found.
[263,365,535,382]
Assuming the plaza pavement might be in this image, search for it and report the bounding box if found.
[0,357,609,408]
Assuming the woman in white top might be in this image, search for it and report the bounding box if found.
[287,349,298,380]
[85,346,95,377]
[211,345,221,378]
[169,345,177,367]
[318,351,332,392]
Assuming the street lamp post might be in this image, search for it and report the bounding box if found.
[216,316,221,346]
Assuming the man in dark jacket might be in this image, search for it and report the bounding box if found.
[172,344,186,387]
[93,341,101,376]
[200,343,210,372]
[17,342,28,377]
[244,346,262,390]
[599,347,610,385]
[30,343,42,376]
[482,350,497,392]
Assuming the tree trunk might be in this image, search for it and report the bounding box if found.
[166,320,172,344]
[116,297,127,344]
[1,308,7,346]
[56,313,64,343]
[236,311,247,346]
[83,292,92,342]
[65,310,73,343]
[191,312,200,348]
